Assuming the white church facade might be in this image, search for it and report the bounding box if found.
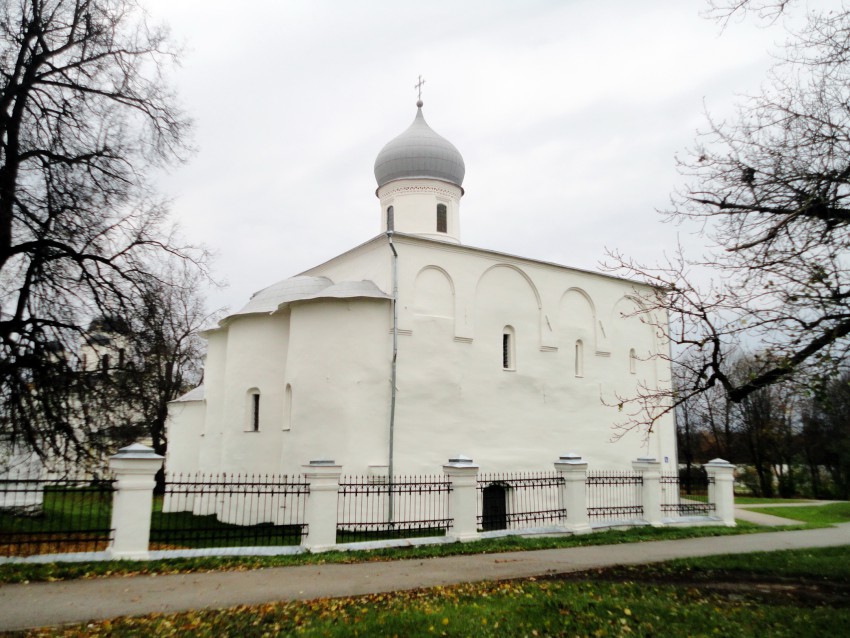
[166,100,678,477]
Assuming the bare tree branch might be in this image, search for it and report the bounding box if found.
[605,1,850,437]
[0,1,210,462]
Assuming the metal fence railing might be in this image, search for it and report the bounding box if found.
[0,469,114,557]
[586,471,643,521]
[477,472,565,531]
[336,475,452,543]
[151,473,309,549]
[661,472,715,516]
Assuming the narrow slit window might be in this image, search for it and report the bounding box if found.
[283,384,292,431]
[437,203,447,233]
[386,205,394,231]
[247,389,261,432]
[502,326,515,370]
[101,354,110,372]
[629,348,637,374]
[575,339,584,377]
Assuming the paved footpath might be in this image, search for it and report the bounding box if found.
[1,523,849,632]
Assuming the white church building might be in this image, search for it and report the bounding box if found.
[166,99,678,477]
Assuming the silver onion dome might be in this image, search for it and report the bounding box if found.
[374,103,465,189]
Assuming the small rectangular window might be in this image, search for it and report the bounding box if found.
[252,394,260,431]
[437,204,447,233]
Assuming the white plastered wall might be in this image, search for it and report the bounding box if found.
[165,400,205,475]
[385,236,677,473]
[214,313,290,474]
[277,298,391,472]
[167,234,677,478]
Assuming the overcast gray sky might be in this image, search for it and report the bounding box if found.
[146,0,789,313]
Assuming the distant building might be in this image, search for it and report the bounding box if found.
[166,100,677,476]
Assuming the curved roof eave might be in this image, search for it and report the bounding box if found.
[219,279,390,327]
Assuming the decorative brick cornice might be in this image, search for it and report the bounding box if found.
[380,182,460,200]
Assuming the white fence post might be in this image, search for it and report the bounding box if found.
[302,459,342,551]
[632,457,663,527]
[443,454,480,542]
[106,443,164,560]
[705,458,737,527]
[554,453,591,534]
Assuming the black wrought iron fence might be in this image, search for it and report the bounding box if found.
[586,470,643,521]
[336,475,452,543]
[477,472,565,531]
[661,472,715,516]
[150,473,309,549]
[0,469,114,557]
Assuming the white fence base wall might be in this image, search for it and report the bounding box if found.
[1,448,736,562]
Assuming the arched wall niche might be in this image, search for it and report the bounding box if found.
[558,287,597,351]
[473,263,541,347]
[611,295,656,359]
[475,263,542,310]
[413,265,455,319]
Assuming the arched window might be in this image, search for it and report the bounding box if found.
[629,348,637,374]
[247,388,261,432]
[436,203,447,233]
[101,353,110,372]
[283,384,293,431]
[386,205,394,231]
[502,326,515,370]
[574,339,584,377]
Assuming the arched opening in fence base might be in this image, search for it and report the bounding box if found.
[481,484,508,531]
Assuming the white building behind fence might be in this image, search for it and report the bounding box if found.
[165,98,678,479]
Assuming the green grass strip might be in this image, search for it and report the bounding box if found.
[747,502,850,525]
[0,522,791,584]
[734,496,816,504]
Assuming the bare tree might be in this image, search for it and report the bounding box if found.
[120,261,218,460]
[676,351,801,496]
[607,1,850,435]
[0,1,208,461]
[800,370,850,499]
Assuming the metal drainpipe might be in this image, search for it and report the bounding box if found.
[387,231,399,523]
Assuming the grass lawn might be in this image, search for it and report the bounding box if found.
[734,496,816,505]
[747,502,850,525]
[22,545,850,637]
[0,486,114,556]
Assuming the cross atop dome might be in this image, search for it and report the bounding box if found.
[414,75,425,107]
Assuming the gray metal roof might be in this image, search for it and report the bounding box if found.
[233,276,333,316]
[374,106,465,189]
[222,276,390,326]
[173,384,205,402]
